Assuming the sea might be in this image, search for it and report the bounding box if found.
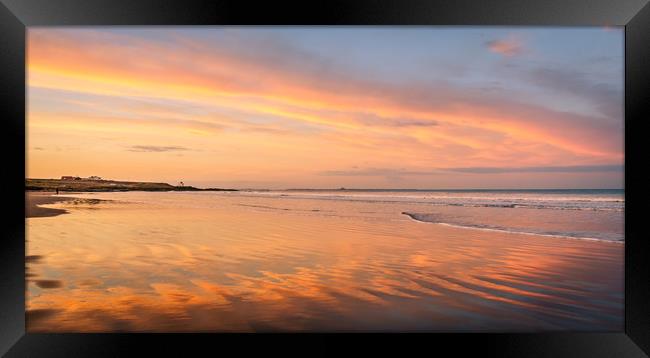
[26,189,624,332]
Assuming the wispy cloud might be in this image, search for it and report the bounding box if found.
[444,164,623,174]
[127,145,190,153]
[352,113,439,128]
[486,36,524,57]
[377,118,439,128]
[319,164,623,177]
[319,168,440,177]
[26,28,624,188]
[528,67,622,119]
[28,29,623,159]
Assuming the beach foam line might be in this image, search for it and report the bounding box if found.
[401,212,624,244]
[235,192,623,212]
[236,203,332,213]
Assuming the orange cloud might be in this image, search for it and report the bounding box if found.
[486,36,524,57]
[26,29,623,188]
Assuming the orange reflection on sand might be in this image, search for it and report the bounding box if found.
[26,192,623,331]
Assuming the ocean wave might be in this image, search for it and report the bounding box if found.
[238,191,624,212]
[236,203,329,212]
[401,212,624,243]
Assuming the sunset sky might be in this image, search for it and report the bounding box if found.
[27,27,624,189]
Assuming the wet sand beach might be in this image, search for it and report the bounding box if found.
[26,192,73,218]
[25,191,623,332]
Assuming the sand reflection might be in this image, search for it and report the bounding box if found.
[26,192,623,332]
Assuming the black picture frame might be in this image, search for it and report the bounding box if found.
[1,0,648,356]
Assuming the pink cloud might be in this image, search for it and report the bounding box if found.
[28,29,622,162]
[486,37,524,57]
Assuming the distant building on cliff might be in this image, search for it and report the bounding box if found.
[61,175,103,181]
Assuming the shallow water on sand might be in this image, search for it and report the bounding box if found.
[26,191,623,332]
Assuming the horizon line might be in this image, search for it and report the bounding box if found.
[24,178,624,191]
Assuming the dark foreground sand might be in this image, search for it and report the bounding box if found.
[26,192,74,218]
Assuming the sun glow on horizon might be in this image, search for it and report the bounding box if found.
[27,27,624,189]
